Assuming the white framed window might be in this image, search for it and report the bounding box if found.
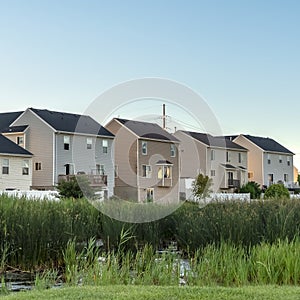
[96,164,105,175]
[158,165,172,179]
[146,188,154,202]
[170,144,176,157]
[87,138,92,149]
[211,170,216,177]
[35,162,42,171]
[226,151,230,162]
[287,156,291,166]
[65,163,75,175]
[238,153,242,163]
[267,153,271,164]
[22,160,29,175]
[279,155,282,163]
[64,136,70,150]
[17,136,24,146]
[268,174,274,185]
[211,149,215,161]
[2,159,9,175]
[102,139,108,154]
[141,141,147,155]
[284,174,288,182]
[142,165,152,178]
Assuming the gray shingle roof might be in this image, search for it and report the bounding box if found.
[182,131,247,151]
[0,112,23,131]
[115,118,179,142]
[243,135,294,154]
[0,134,32,156]
[30,108,114,137]
[1,125,28,133]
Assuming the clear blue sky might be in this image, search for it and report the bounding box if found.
[1,0,300,168]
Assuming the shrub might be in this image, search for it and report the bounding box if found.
[192,173,213,201]
[239,181,261,199]
[57,176,94,199]
[264,184,290,199]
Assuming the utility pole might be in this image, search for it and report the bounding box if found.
[162,104,166,130]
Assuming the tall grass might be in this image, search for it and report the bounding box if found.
[60,238,300,287]
[2,195,300,269]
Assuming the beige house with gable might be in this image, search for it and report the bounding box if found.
[105,118,180,202]
[174,131,248,194]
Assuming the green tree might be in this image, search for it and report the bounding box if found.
[239,181,261,199]
[192,173,213,201]
[57,176,95,199]
[264,183,290,199]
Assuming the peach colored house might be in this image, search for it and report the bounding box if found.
[105,118,180,202]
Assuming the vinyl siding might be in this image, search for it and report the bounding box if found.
[11,110,54,188]
[106,119,180,202]
[234,135,264,186]
[106,120,138,192]
[173,131,206,177]
[263,152,294,186]
[138,139,180,202]
[55,133,115,197]
[0,155,32,190]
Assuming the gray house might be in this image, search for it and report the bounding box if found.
[229,134,295,188]
[2,108,115,196]
[105,118,180,203]
[174,131,248,193]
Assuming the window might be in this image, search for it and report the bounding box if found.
[141,141,147,155]
[87,138,92,149]
[102,139,108,153]
[211,170,216,177]
[96,164,105,175]
[226,151,230,162]
[248,172,254,179]
[114,165,119,178]
[211,149,215,161]
[22,160,29,175]
[279,155,282,163]
[267,154,271,164]
[170,144,176,157]
[2,159,9,175]
[142,165,152,178]
[146,188,154,202]
[284,174,288,182]
[17,136,24,146]
[158,165,171,179]
[287,157,291,166]
[268,174,274,186]
[64,136,70,150]
[35,162,42,171]
[238,153,242,163]
[65,163,75,175]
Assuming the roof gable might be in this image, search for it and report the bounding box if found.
[30,108,114,137]
[0,112,23,131]
[182,131,247,151]
[115,118,179,142]
[243,135,294,155]
[0,134,32,156]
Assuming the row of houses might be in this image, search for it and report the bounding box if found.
[0,107,296,201]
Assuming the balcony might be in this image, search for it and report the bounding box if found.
[228,179,240,188]
[157,178,172,187]
[58,174,107,187]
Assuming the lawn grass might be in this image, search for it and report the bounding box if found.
[3,285,300,300]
